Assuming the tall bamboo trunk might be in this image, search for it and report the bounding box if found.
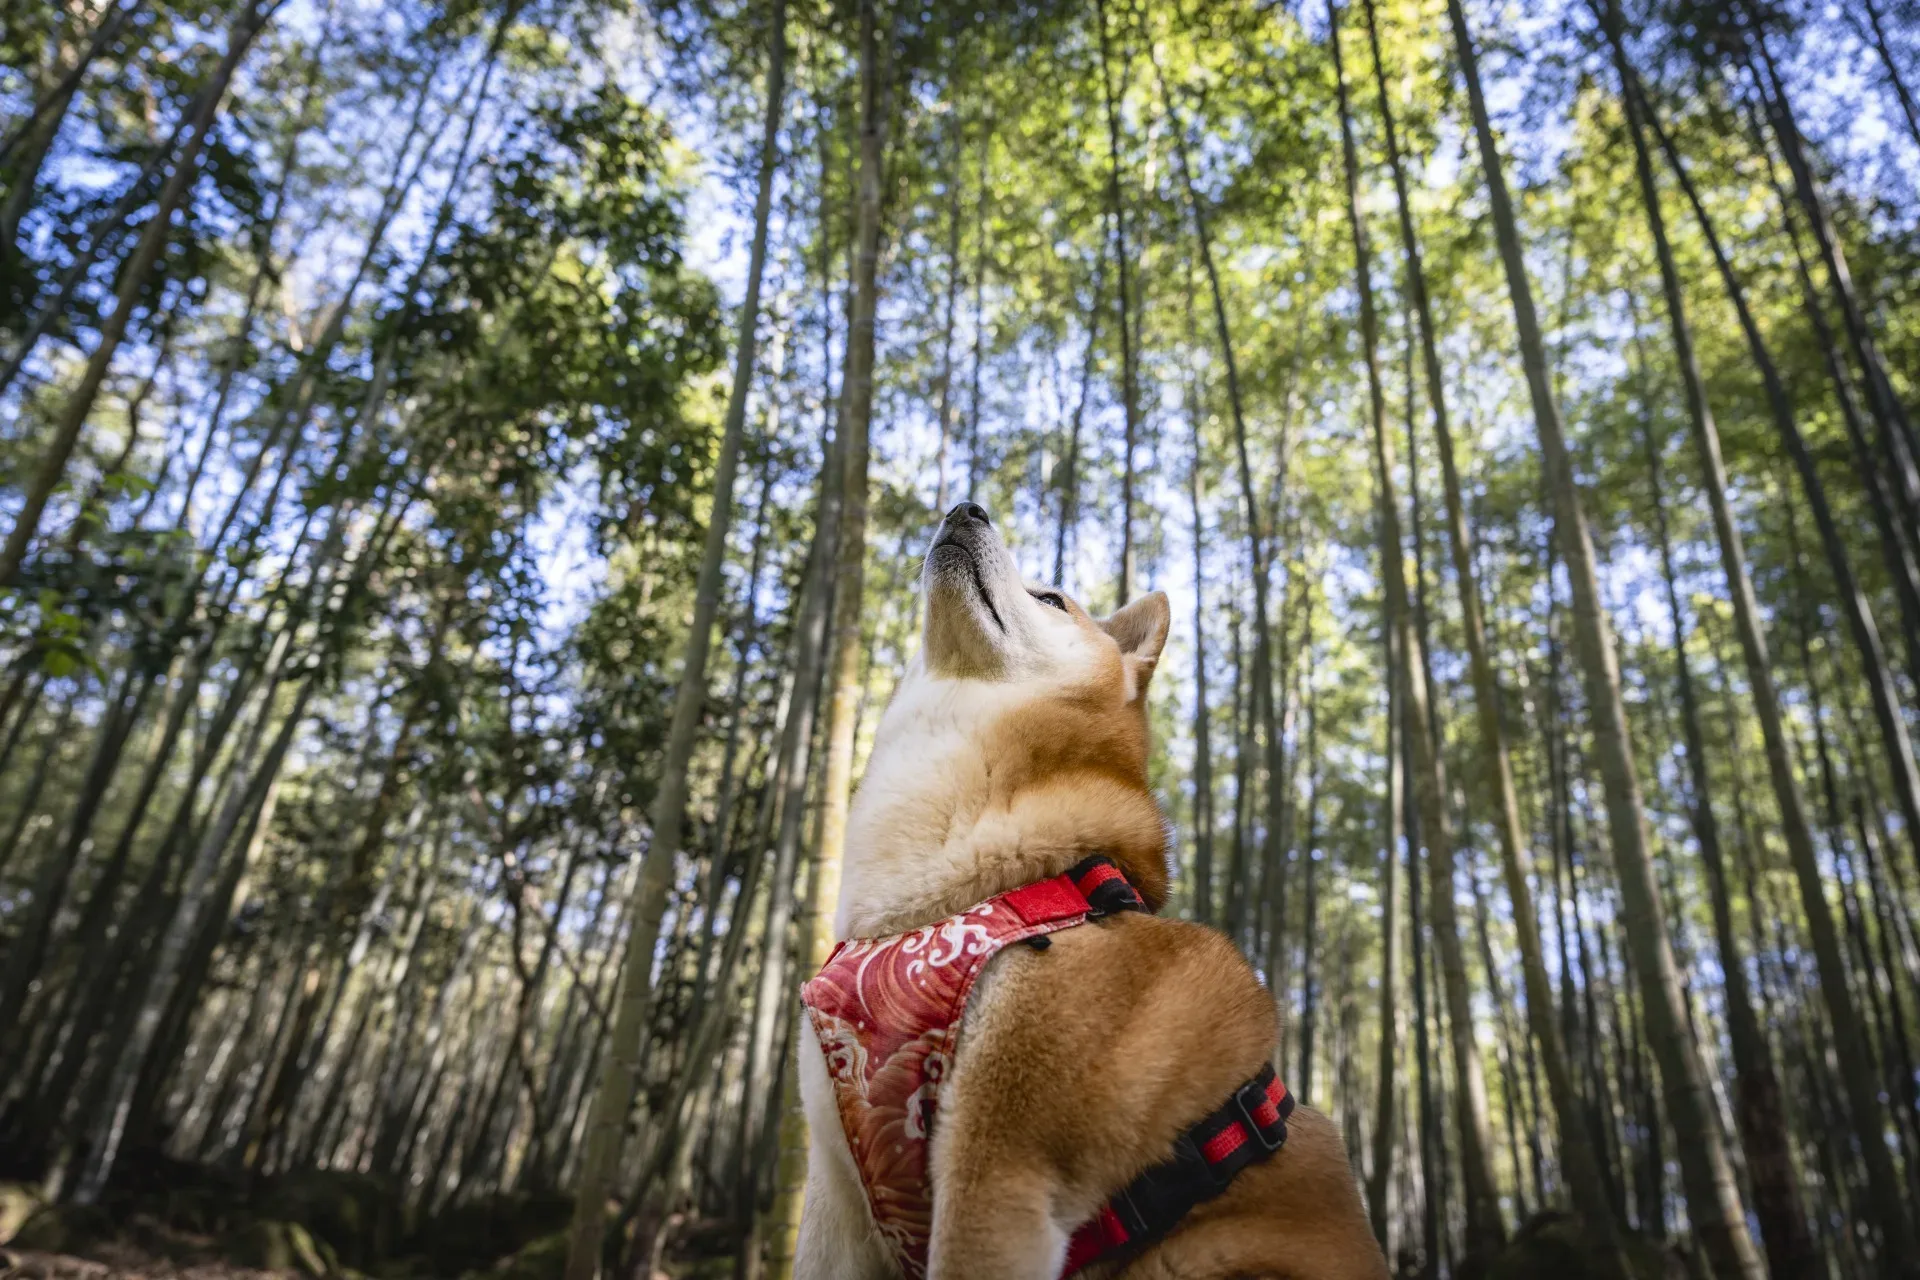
[1860,0,1920,155]
[734,401,841,1255]
[0,0,148,249]
[1776,210,1920,693]
[1183,266,1216,923]
[1227,606,1253,941]
[1601,15,1896,1264]
[1650,51,1920,944]
[1095,0,1138,603]
[1367,595,1402,1250]
[558,8,785,1273]
[1052,244,1105,593]
[1637,410,1816,1277]
[734,135,851,1268]
[1330,4,1503,1256]
[1443,3,1762,1275]
[1747,18,1920,541]
[1734,77,1920,897]
[0,0,278,587]
[965,119,989,502]
[1295,685,1319,1102]
[932,64,964,516]
[70,652,314,1203]
[1358,0,1627,1262]
[767,2,887,1271]
[1154,33,1275,950]
[1404,760,1442,1276]
[1664,62,1920,1250]
[0,666,155,1035]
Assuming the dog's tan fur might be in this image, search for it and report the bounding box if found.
[795,504,1387,1280]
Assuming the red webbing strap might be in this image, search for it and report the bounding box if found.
[1072,860,1127,896]
[1063,1204,1131,1275]
[1001,874,1095,926]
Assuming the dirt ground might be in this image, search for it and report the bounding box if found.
[0,1245,298,1280]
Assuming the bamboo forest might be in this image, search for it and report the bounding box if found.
[5,0,1920,1275]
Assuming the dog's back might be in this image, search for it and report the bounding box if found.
[937,910,1383,1279]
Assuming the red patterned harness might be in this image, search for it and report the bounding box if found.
[801,857,1294,1279]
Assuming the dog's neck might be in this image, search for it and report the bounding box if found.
[834,666,1169,940]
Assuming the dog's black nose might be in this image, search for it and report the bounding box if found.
[948,501,990,527]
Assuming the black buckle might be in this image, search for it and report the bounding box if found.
[1231,1080,1286,1153]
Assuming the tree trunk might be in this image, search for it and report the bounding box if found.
[1367,595,1401,1251]
[70,663,314,1203]
[1860,0,1920,156]
[1183,264,1216,924]
[1443,4,1763,1275]
[735,415,840,1228]
[735,136,851,1253]
[1637,403,1817,1277]
[1468,863,1532,1224]
[1405,763,1442,1278]
[767,1,887,1270]
[1154,39,1275,951]
[559,9,784,1271]
[1330,4,1504,1257]
[0,666,155,1035]
[1678,63,1920,1237]
[1358,0,1628,1261]
[1095,0,1139,604]
[1777,206,1920,693]
[0,0,149,246]
[1747,12,1920,522]
[965,116,989,501]
[1295,684,1319,1103]
[931,60,964,516]
[1228,605,1252,942]
[1052,245,1105,592]
[1655,49,1920,888]
[1601,15,1889,1264]
[0,0,278,587]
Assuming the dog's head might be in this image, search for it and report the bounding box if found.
[837,502,1172,936]
[921,501,1169,706]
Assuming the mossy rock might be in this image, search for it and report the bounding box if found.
[256,1171,399,1269]
[468,1231,568,1280]
[407,1193,573,1277]
[227,1218,337,1276]
[1480,1212,1687,1280]
[0,1184,44,1246]
[7,1205,115,1254]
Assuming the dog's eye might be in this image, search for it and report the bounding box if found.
[1033,591,1067,611]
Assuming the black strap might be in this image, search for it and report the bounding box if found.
[1105,1064,1295,1251]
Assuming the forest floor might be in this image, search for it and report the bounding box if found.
[1,1201,350,1280]
[0,1162,575,1280]
[0,1166,733,1280]
[3,1243,299,1280]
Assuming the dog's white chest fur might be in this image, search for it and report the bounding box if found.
[835,669,1037,938]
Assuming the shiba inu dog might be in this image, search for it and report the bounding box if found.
[793,501,1387,1280]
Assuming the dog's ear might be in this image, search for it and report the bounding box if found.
[1100,591,1170,701]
